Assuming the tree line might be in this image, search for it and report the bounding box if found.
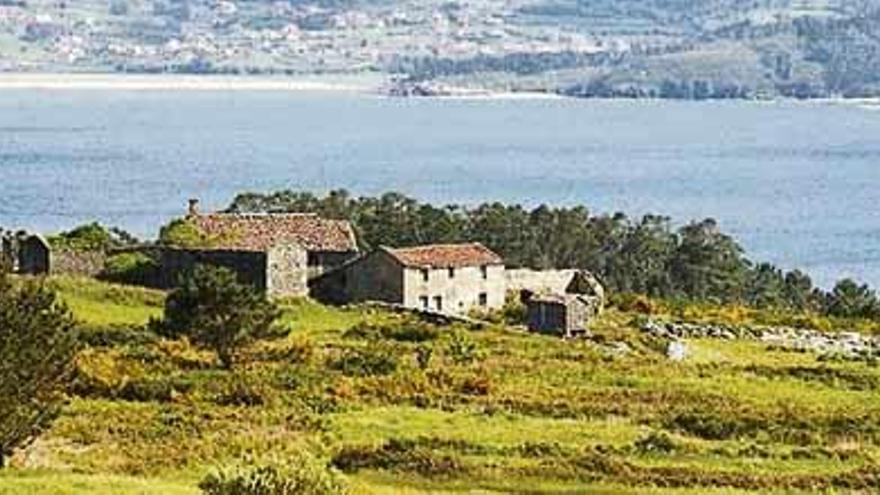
[226,189,880,319]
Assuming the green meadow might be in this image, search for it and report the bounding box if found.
[2,277,879,494]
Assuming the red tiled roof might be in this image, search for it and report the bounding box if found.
[190,213,358,252]
[384,243,503,268]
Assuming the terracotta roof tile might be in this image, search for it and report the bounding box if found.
[190,213,358,252]
[384,243,503,268]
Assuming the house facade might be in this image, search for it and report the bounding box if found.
[312,242,506,315]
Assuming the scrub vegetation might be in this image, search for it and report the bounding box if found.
[2,273,879,493]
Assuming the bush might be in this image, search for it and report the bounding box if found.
[158,264,280,369]
[445,331,481,365]
[100,252,158,285]
[634,431,679,454]
[332,438,464,477]
[199,453,349,495]
[213,373,271,407]
[78,324,158,347]
[0,267,78,468]
[330,345,398,377]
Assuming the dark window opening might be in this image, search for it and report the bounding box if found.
[480,265,488,279]
[433,296,443,311]
[421,268,429,282]
[448,267,455,278]
[478,293,488,306]
[419,296,429,309]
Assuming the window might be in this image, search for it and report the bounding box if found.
[480,265,488,279]
[478,293,488,306]
[419,296,429,309]
[433,296,443,312]
[421,268,429,282]
[448,267,455,278]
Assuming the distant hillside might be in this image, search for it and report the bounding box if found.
[2,0,880,98]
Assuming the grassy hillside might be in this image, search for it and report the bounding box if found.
[2,277,880,493]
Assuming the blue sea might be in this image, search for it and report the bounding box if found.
[1,90,878,288]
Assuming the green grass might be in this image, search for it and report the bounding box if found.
[3,277,880,494]
[48,276,164,327]
[0,471,197,495]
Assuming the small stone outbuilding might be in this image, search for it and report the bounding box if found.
[525,270,604,338]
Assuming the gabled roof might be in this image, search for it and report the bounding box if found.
[383,242,503,269]
[190,213,358,252]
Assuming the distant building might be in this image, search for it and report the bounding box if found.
[525,270,604,338]
[312,242,506,315]
[184,199,360,280]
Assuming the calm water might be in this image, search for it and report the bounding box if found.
[0,90,878,288]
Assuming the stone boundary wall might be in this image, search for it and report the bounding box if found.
[640,319,880,360]
[50,249,107,277]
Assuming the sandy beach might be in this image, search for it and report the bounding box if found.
[0,72,385,92]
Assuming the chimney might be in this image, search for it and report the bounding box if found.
[187,198,200,217]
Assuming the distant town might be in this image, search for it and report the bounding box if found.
[4,0,880,98]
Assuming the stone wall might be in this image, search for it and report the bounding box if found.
[155,246,308,298]
[50,249,107,277]
[310,250,403,305]
[266,244,309,297]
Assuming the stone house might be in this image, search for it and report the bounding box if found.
[185,199,359,280]
[153,244,308,297]
[525,270,605,338]
[311,242,506,315]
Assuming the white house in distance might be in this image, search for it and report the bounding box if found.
[311,242,506,315]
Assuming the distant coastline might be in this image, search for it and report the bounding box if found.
[2,72,879,107]
[0,72,383,92]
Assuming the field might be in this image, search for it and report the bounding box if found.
[2,277,880,494]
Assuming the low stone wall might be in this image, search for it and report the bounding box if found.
[50,249,107,277]
[640,319,880,360]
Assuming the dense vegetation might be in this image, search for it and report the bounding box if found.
[225,189,880,318]
[2,276,880,493]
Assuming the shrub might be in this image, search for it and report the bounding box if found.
[445,331,481,365]
[213,373,271,407]
[415,345,433,370]
[158,264,280,369]
[330,345,398,377]
[633,431,679,454]
[331,438,464,477]
[0,266,78,468]
[100,252,158,285]
[78,324,158,347]
[199,453,349,495]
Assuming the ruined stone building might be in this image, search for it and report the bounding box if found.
[524,270,605,338]
[312,242,506,315]
[148,200,360,297]
[185,199,359,280]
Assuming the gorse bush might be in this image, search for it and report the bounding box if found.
[330,345,399,377]
[199,453,349,495]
